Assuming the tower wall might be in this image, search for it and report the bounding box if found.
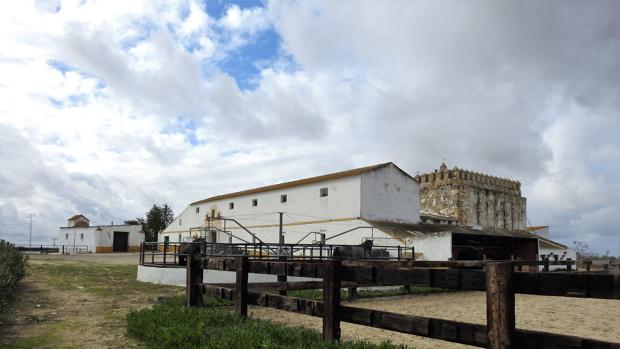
[415,166,526,230]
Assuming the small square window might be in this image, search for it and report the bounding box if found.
[65,233,68,239]
[229,202,234,210]
[80,233,84,240]
[320,187,328,197]
[195,207,200,213]
[280,194,287,203]
[252,199,258,207]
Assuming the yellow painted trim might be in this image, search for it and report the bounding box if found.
[95,245,141,253]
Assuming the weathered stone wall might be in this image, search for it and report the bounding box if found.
[415,165,526,231]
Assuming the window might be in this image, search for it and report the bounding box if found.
[229,202,234,209]
[80,233,84,240]
[65,233,68,239]
[252,199,258,207]
[196,207,200,213]
[178,234,182,242]
[179,219,182,226]
[211,209,216,217]
[320,187,328,197]
[280,194,287,203]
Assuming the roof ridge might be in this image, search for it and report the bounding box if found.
[192,162,395,205]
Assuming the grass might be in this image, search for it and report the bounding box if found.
[288,286,449,301]
[127,297,408,349]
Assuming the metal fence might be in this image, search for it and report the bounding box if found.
[139,241,415,266]
[15,244,89,254]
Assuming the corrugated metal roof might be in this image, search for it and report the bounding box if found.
[364,220,539,240]
[192,162,410,205]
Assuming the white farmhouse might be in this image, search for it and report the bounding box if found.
[160,162,570,261]
[161,163,419,251]
[59,214,144,253]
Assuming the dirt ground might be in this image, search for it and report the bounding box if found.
[1,256,183,349]
[250,291,620,349]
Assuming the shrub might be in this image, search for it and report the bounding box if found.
[0,240,28,322]
[127,297,407,349]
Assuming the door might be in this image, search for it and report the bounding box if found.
[113,231,129,252]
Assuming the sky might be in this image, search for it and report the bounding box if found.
[0,0,618,255]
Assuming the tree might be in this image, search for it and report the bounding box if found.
[144,204,174,242]
[124,217,145,226]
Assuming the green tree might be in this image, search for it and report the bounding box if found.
[144,204,174,242]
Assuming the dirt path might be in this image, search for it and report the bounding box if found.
[250,291,620,349]
[1,259,183,349]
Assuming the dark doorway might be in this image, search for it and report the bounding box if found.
[113,231,129,252]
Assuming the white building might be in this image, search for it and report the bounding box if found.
[161,163,419,251]
[160,162,571,261]
[59,214,144,253]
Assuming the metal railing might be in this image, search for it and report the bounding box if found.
[15,244,89,254]
[139,241,415,267]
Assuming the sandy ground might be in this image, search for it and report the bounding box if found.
[26,252,141,264]
[250,291,620,349]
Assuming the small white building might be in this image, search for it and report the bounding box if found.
[59,214,144,253]
[161,163,419,251]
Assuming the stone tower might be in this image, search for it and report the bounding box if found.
[414,163,526,231]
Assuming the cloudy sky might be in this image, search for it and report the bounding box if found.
[0,0,618,254]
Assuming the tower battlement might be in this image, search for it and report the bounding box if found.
[414,164,521,193]
[414,163,526,231]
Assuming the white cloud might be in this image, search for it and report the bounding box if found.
[0,1,618,255]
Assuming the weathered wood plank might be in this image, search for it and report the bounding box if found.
[323,260,341,342]
[203,285,620,349]
[235,256,249,317]
[486,262,515,349]
[186,251,203,307]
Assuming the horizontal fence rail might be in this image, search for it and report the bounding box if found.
[186,253,620,349]
[198,258,616,299]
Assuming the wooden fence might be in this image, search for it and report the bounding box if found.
[186,252,619,349]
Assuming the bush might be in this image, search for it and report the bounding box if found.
[0,240,28,321]
[127,297,407,349]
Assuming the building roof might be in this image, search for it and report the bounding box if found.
[365,220,540,240]
[67,214,89,221]
[526,226,549,231]
[192,162,410,205]
[419,212,459,222]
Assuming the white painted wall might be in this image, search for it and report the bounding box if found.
[360,164,419,224]
[59,225,144,253]
[137,265,319,287]
[94,225,144,249]
[163,175,363,242]
[410,232,452,260]
[59,226,97,252]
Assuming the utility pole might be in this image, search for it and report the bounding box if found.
[27,213,35,247]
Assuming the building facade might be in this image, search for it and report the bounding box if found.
[414,163,527,231]
[59,215,144,253]
[161,163,419,247]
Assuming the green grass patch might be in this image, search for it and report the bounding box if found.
[288,286,449,301]
[127,297,408,349]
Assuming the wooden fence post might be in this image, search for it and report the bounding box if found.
[186,249,203,307]
[235,256,249,317]
[323,259,341,342]
[486,262,515,349]
[347,287,358,301]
